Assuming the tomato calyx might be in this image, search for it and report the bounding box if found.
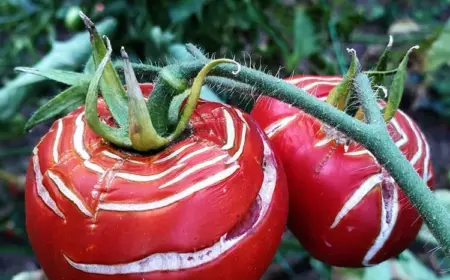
[22,13,241,153]
[314,38,419,147]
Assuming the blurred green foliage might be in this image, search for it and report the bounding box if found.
[1,0,450,279]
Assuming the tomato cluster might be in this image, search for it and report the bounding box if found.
[25,73,433,279]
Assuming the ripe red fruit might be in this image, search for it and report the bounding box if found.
[251,75,434,267]
[25,84,288,280]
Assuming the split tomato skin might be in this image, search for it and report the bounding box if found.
[251,76,434,267]
[25,84,288,280]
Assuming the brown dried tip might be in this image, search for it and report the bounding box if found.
[78,11,96,31]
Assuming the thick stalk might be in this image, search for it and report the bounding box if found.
[165,60,450,256]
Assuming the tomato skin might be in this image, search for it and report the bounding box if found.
[251,75,434,267]
[25,85,288,279]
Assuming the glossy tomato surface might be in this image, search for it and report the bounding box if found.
[25,84,288,279]
[251,76,434,267]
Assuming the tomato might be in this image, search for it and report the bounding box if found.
[250,75,434,267]
[25,84,288,279]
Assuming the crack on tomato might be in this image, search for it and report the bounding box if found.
[92,160,126,221]
[381,173,395,225]
[315,142,338,174]
[225,195,262,240]
[321,123,350,146]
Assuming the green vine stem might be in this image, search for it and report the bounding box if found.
[154,59,450,256]
[168,59,240,141]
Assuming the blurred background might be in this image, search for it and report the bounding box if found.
[1,0,450,279]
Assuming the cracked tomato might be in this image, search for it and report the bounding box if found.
[251,76,434,267]
[25,84,288,280]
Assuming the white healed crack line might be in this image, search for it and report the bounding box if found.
[48,170,93,217]
[362,182,399,266]
[64,132,277,275]
[331,174,383,228]
[74,113,89,160]
[53,119,63,163]
[32,148,65,219]
[264,114,297,139]
[155,143,195,163]
[115,164,184,182]
[100,164,239,212]
[221,109,236,150]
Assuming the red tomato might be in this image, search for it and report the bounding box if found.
[251,75,434,267]
[25,84,288,279]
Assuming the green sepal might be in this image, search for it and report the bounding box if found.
[168,90,190,125]
[14,67,90,86]
[80,12,128,128]
[24,84,88,131]
[84,37,131,148]
[147,66,189,136]
[121,47,168,151]
[371,35,393,86]
[84,56,95,74]
[383,46,419,122]
[326,49,361,110]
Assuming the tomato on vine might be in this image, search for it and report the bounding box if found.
[24,13,288,280]
[251,72,434,267]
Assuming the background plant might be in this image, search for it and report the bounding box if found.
[1,0,450,279]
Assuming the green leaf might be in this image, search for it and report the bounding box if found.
[168,0,206,23]
[288,6,318,70]
[25,85,88,131]
[326,49,361,110]
[84,38,130,148]
[371,36,393,86]
[14,67,90,86]
[81,13,128,127]
[83,56,95,75]
[384,46,419,121]
[0,18,117,121]
[425,18,450,72]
